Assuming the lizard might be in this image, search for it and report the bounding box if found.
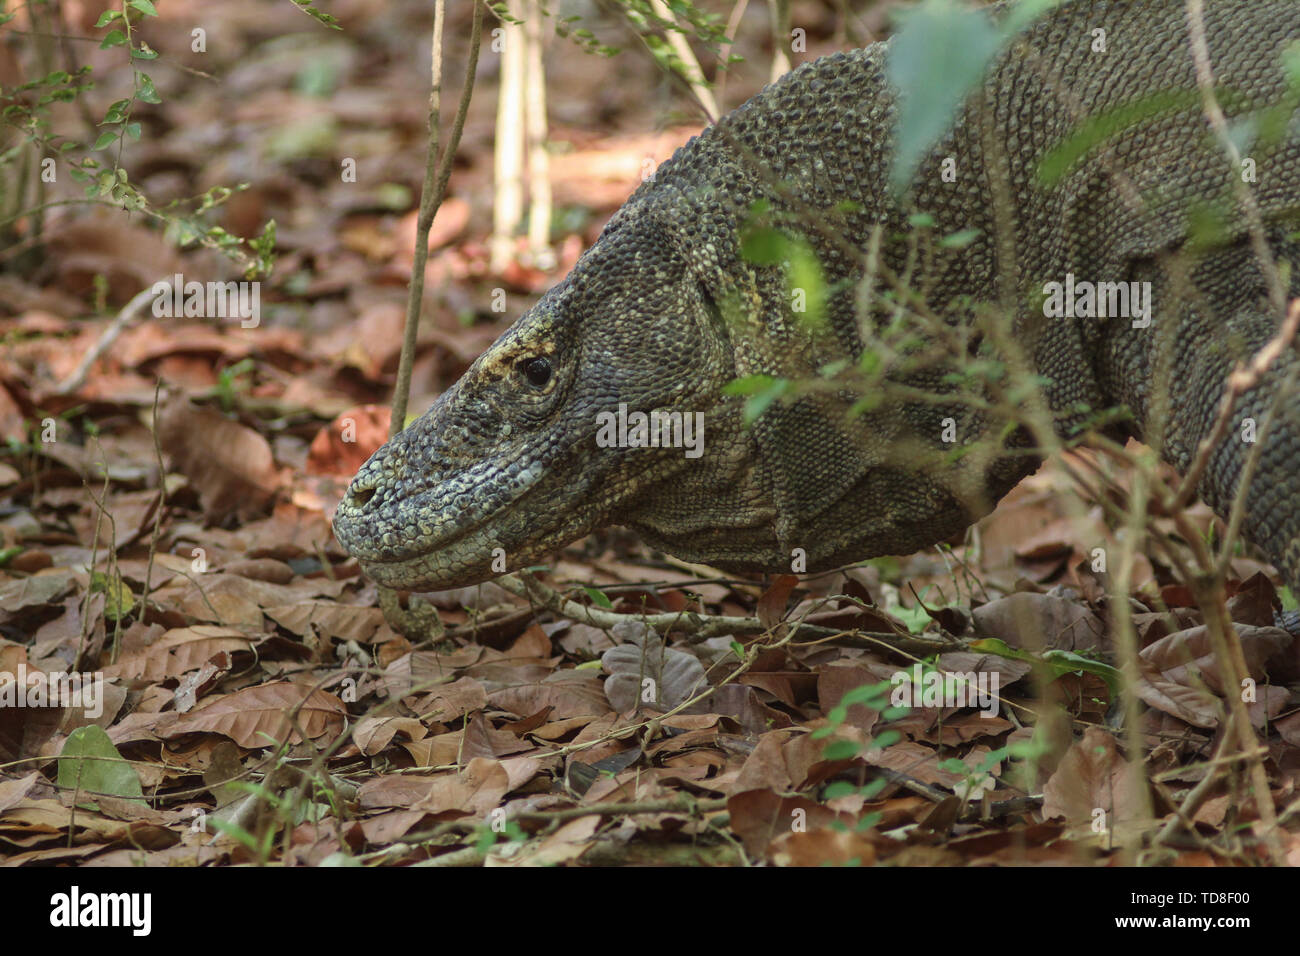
[332,0,1300,602]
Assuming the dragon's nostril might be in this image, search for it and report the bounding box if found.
[350,485,377,507]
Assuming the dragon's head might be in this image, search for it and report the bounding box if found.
[332,206,746,589]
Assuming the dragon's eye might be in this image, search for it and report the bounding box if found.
[520,356,552,388]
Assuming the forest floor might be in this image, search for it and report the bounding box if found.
[1,0,1298,867]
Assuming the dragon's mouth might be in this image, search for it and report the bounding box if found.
[332,449,580,590]
[345,524,509,590]
[333,454,548,560]
[333,397,712,589]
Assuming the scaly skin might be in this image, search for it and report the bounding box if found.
[333,0,1300,593]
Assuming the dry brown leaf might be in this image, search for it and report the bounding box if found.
[726,789,845,859]
[104,625,252,683]
[263,602,386,643]
[771,826,879,866]
[157,396,280,522]
[359,810,434,845]
[731,730,802,794]
[1041,727,1147,846]
[972,591,1107,653]
[0,572,74,619]
[354,716,427,755]
[1138,624,1292,727]
[461,712,537,759]
[358,774,440,810]
[408,756,516,817]
[489,670,610,721]
[399,730,465,768]
[0,772,41,815]
[306,404,390,478]
[488,815,601,867]
[602,628,707,713]
[408,676,488,722]
[162,682,346,748]
[862,739,980,791]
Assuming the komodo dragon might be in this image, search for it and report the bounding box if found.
[333,0,1300,598]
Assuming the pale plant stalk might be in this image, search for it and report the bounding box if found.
[524,0,554,269]
[768,0,791,82]
[491,0,526,274]
[648,0,719,121]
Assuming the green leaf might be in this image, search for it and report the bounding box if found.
[289,0,342,29]
[136,72,161,104]
[886,0,1003,196]
[99,28,128,48]
[969,637,1122,698]
[856,811,884,831]
[739,225,788,266]
[722,373,778,397]
[822,781,859,800]
[1001,0,1067,35]
[295,56,339,97]
[939,227,981,249]
[839,681,891,709]
[1285,41,1300,89]
[92,131,118,150]
[209,818,266,855]
[128,0,159,15]
[744,382,790,425]
[58,726,146,808]
[1035,90,1201,186]
[787,241,827,329]
[90,570,135,621]
[723,374,793,425]
[103,98,131,123]
[1279,586,1298,613]
[892,602,932,635]
[822,739,861,761]
[582,586,614,609]
[860,777,888,800]
[1042,648,1122,698]
[869,729,901,750]
[94,10,121,26]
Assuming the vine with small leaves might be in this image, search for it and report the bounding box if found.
[0,0,287,280]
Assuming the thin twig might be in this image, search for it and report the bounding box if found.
[1185,0,1290,320]
[1168,299,1300,513]
[495,571,960,656]
[389,0,485,437]
[54,283,157,395]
